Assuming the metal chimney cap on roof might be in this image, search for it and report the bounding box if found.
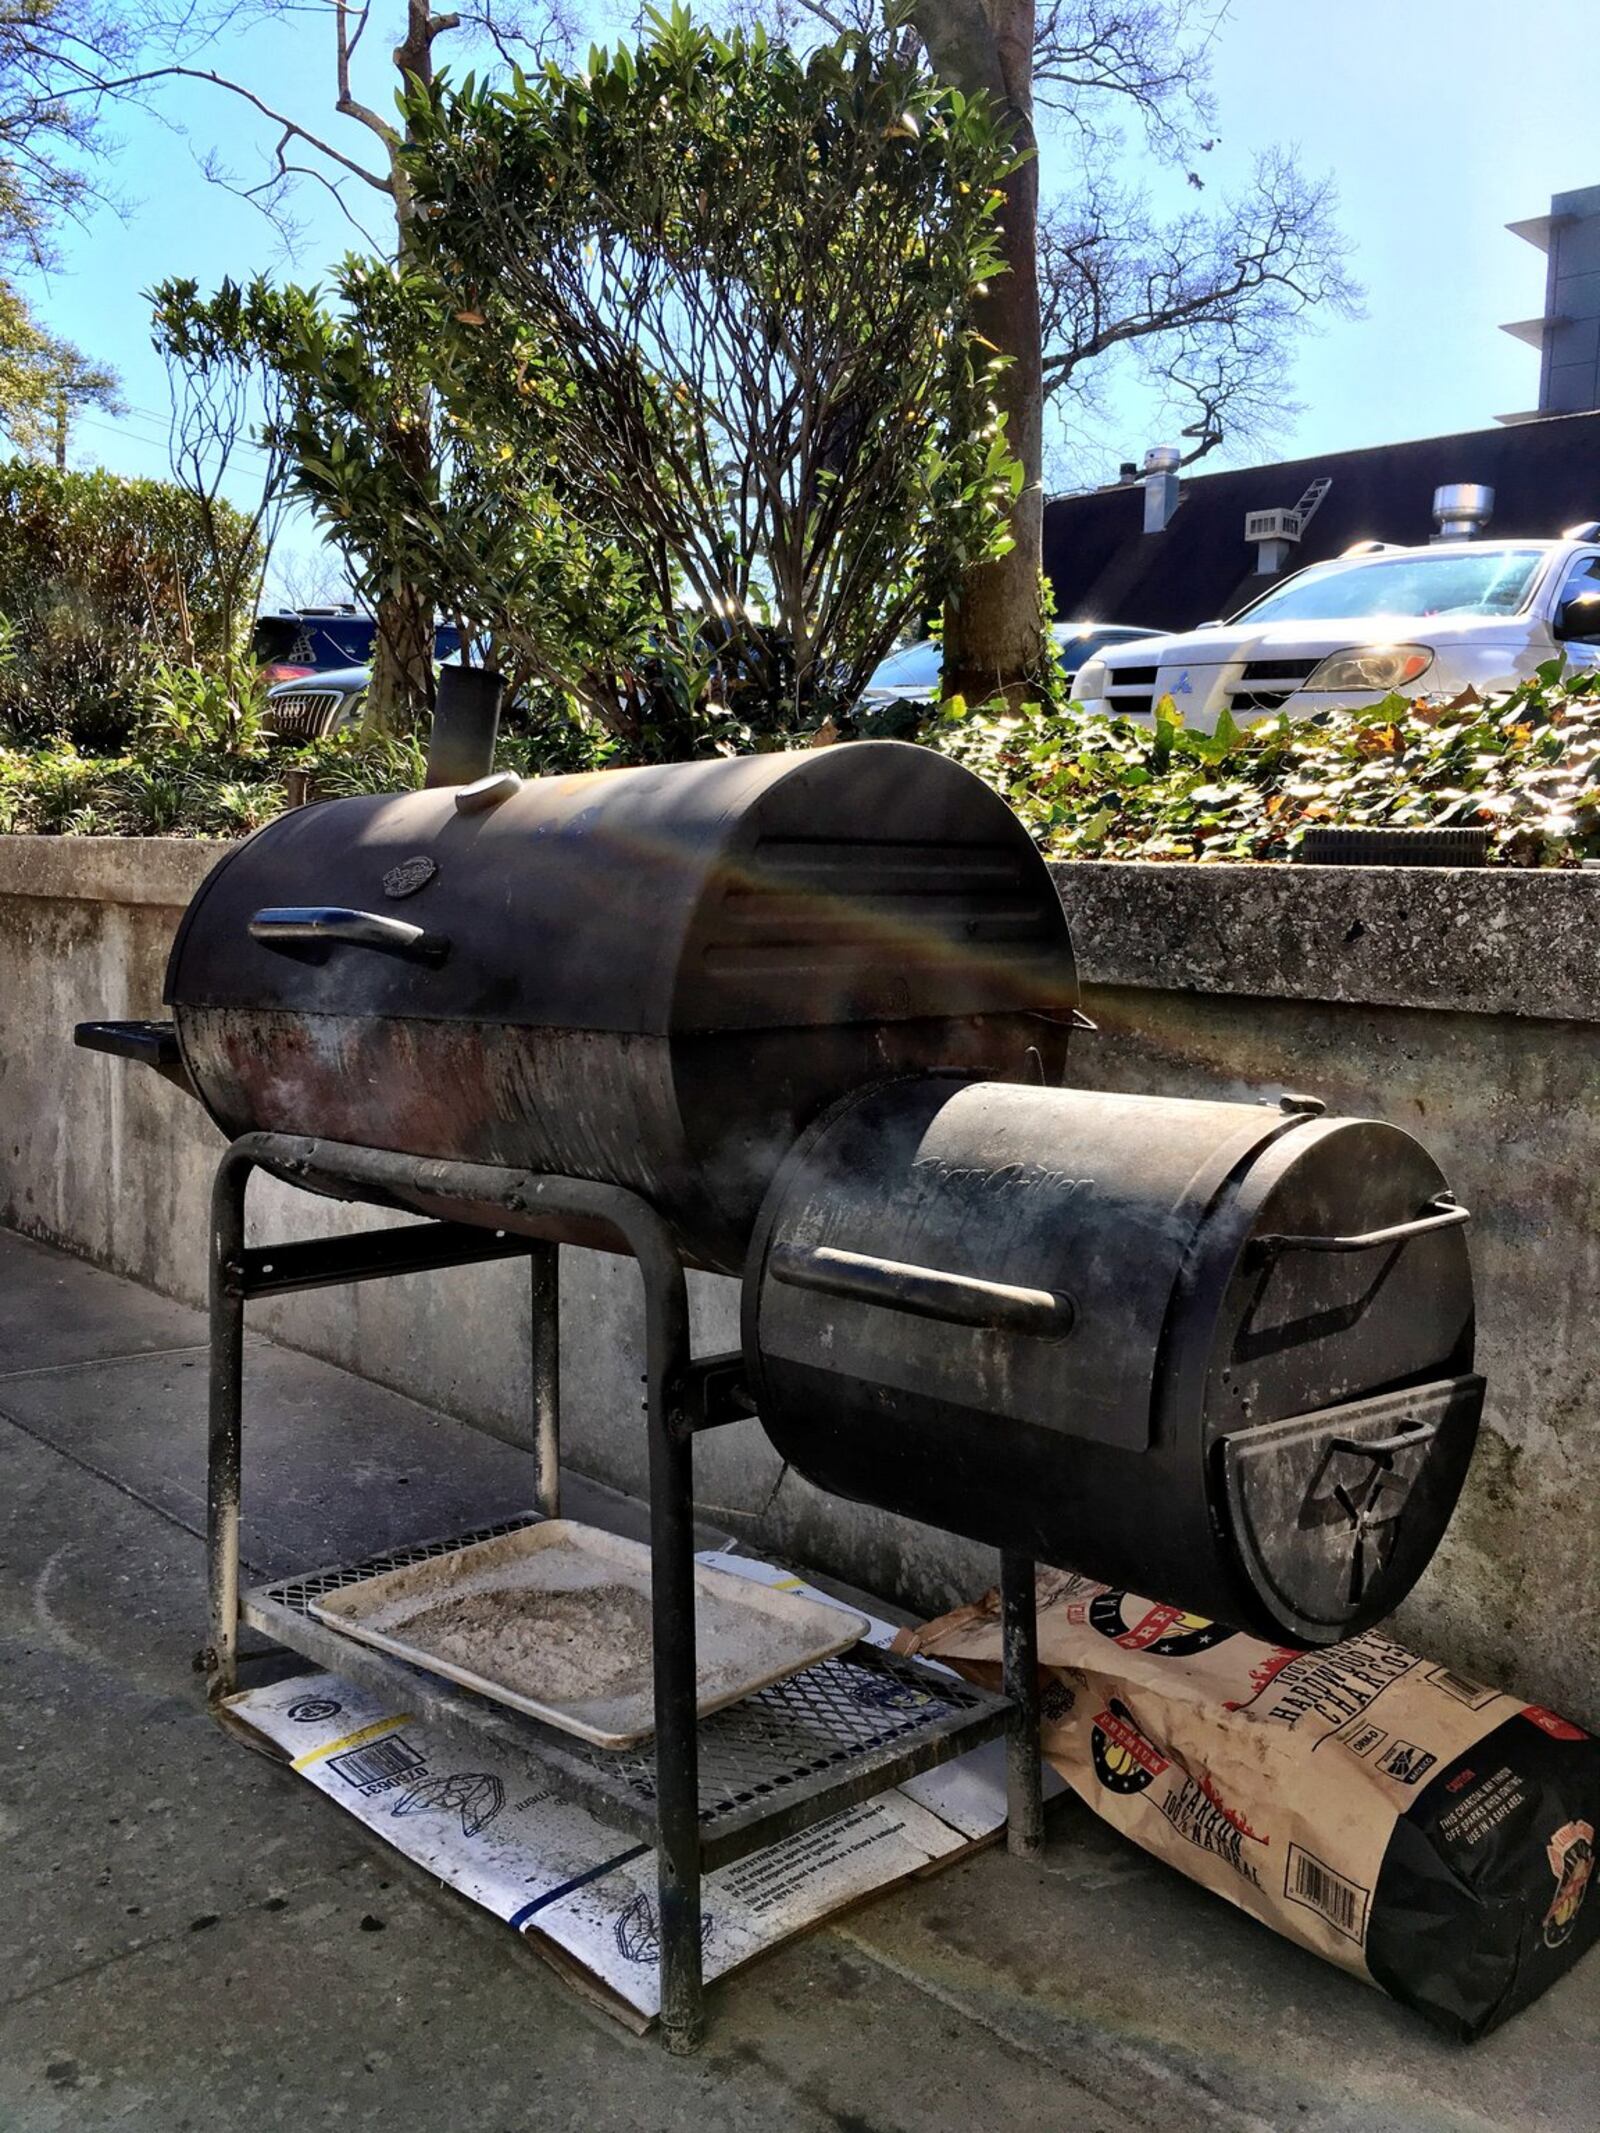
[1432,483,1494,540]
[1142,445,1182,535]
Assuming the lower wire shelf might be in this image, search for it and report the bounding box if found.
[241,1512,1014,1873]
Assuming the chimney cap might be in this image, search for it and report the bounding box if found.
[1432,483,1494,539]
[1118,461,1138,482]
[1143,445,1182,474]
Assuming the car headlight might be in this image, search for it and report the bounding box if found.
[1304,645,1434,692]
[1073,657,1108,700]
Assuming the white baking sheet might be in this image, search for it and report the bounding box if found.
[307,1518,868,1747]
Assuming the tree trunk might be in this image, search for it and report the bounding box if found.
[913,0,1046,708]
[366,582,436,737]
[364,0,439,736]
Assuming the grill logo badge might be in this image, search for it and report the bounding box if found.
[1173,670,1193,695]
[383,855,438,899]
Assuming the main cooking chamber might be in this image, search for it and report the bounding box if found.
[161,743,1080,1272]
[743,1078,1482,1645]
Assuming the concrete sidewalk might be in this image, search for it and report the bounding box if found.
[1,1225,1595,2133]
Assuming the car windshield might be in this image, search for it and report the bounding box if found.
[869,640,942,690]
[1055,626,1149,664]
[1236,549,1546,624]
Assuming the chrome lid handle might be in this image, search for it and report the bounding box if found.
[249,907,449,965]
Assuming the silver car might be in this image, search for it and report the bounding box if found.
[262,664,370,741]
[857,622,1161,708]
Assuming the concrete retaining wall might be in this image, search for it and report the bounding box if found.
[5,833,1599,1722]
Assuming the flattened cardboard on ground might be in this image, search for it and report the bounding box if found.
[225,1551,1017,2028]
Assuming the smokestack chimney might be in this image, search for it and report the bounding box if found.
[1143,446,1182,535]
[1432,483,1494,542]
[425,663,505,788]
[1119,461,1139,483]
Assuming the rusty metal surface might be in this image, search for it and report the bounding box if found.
[165,743,1078,1034]
[177,1009,1068,1271]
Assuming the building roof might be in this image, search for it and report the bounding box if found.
[1042,410,1600,636]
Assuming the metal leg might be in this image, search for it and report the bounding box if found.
[206,1148,252,1702]
[1000,1550,1044,1859]
[529,1242,561,1518]
[641,1242,702,2054]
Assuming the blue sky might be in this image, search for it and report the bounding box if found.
[20,0,1591,595]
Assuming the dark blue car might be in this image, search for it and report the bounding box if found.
[252,608,460,685]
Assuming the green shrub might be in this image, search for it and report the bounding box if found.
[11,658,1600,859]
[403,9,1021,751]
[930,663,1600,866]
[0,463,261,750]
[0,676,622,835]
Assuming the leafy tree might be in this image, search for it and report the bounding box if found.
[154,265,650,744]
[75,0,576,729]
[0,0,127,463]
[759,1,1353,707]
[0,280,118,461]
[0,0,135,267]
[402,8,1021,751]
[150,276,295,733]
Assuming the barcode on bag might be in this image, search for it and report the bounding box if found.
[326,1733,426,1797]
[1423,1664,1498,1711]
[1285,1844,1369,1943]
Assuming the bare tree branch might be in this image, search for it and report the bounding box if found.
[1038,147,1358,464]
[79,62,394,191]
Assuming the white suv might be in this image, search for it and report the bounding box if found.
[1070,538,1600,731]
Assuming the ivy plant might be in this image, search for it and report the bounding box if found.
[932,663,1600,866]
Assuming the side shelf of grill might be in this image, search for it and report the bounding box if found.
[75,1018,195,1094]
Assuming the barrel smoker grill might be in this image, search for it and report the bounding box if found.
[75,735,1485,2050]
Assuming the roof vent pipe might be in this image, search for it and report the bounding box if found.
[1143,445,1182,534]
[1432,483,1494,541]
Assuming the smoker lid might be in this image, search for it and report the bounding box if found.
[164,743,1078,1037]
[743,1076,1297,1456]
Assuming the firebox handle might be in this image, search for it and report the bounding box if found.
[769,1243,1074,1337]
[1254,1193,1470,1257]
[248,906,449,965]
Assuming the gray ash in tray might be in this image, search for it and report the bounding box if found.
[399,1580,654,1705]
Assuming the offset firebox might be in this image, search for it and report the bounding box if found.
[744,1077,1481,1647]
[73,736,1484,2049]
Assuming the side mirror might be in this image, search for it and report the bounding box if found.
[1555,591,1600,643]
